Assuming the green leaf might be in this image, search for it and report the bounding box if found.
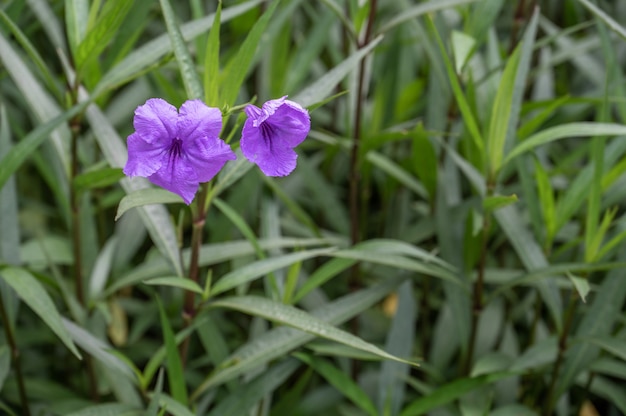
[155,394,195,416]
[146,369,165,416]
[116,188,184,221]
[62,319,135,378]
[204,1,221,106]
[208,359,299,416]
[378,0,480,34]
[0,104,21,272]
[292,35,383,108]
[94,0,263,95]
[482,194,518,213]
[213,198,265,260]
[505,123,626,165]
[192,277,405,397]
[493,205,562,332]
[221,0,281,106]
[399,373,512,416]
[73,167,124,194]
[366,151,428,198]
[583,337,626,362]
[296,353,378,416]
[159,0,203,99]
[0,9,60,99]
[144,277,203,295]
[579,0,626,41]
[331,249,461,287]
[427,16,484,158]
[471,352,513,377]
[293,258,356,303]
[210,296,415,366]
[0,102,86,192]
[451,30,476,74]
[64,0,88,58]
[499,6,539,169]
[411,124,438,201]
[567,273,590,303]
[0,267,81,359]
[211,248,335,296]
[75,0,134,71]
[156,297,188,405]
[534,159,556,246]
[378,280,417,416]
[556,269,626,397]
[486,46,520,177]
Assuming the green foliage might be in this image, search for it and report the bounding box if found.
[2,1,626,415]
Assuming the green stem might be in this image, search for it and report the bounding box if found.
[69,118,84,307]
[179,184,209,366]
[348,0,378,382]
[464,211,490,375]
[0,293,30,416]
[543,291,578,415]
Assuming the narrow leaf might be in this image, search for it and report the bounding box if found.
[211,248,335,296]
[116,188,184,221]
[157,297,188,405]
[76,0,134,70]
[296,353,378,416]
[221,0,281,106]
[204,1,222,106]
[144,277,203,295]
[505,123,626,164]
[210,296,415,366]
[292,35,383,108]
[399,373,512,416]
[0,268,81,359]
[159,0,203,99]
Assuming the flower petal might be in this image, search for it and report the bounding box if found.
[123,132,169,177]
[241,120,298,177]
[185,135,237,183]
[133,98,178,144]
[265,99,310,148]
[147,153,200,205]
[260,96,287,118]
[177,99,223,144]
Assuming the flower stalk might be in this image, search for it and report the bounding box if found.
[179,185,209,366]
[0,294,30,416]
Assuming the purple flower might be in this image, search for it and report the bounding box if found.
[124,98,236,204]
[241,96,310,177]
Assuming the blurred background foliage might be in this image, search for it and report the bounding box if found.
[1,0,626,415]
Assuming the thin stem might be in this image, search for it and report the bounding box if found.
[69,116,99,401]
[0,295,30,416]
[543,292,578,416]
[348,0,378,382]
[464,212,490,375]
[179,184,209,366]
[69,119,84,307]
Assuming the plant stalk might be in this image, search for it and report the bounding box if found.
[69,119,84,307]
[348,0,378,381]
[543,291,578,415]
[464,212,490,375]
[179,185,208,366]
[0,294,30,416]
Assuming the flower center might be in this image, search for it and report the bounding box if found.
[259,121,276,145]
[169,138,184,158]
